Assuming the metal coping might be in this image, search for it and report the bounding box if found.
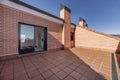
[9,0,64,21]
[112,53,119,80]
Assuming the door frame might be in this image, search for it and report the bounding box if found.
[18,23,47,54]
[34,27,47,51]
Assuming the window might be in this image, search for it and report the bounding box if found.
[71,32,74,41]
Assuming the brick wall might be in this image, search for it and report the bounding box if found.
[116,42,120,53]
[60,6,71,48]
[0,5,63,56]
[0,5,3,54]
[75,26,120,52]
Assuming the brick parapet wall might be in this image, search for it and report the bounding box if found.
[75,26,120,52]
[79,25,120,40]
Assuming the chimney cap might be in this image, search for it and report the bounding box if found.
[79,17,86,22]
[60,4,71,13]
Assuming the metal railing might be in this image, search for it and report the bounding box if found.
[112,53,120,80]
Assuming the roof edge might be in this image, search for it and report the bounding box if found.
[71,23,76,26]
[9,0,64,21]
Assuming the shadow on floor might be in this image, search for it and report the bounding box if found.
[0,49,107,80]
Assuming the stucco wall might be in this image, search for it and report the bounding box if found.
[0,5,63,56]
[75,26,120,52]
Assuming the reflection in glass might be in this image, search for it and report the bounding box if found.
[20,24,34,49]
[35,27,44,51]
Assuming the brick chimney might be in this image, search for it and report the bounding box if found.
[79,17,88,28]
[60,4,71,48]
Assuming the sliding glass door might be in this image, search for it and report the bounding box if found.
[19,24,35,54]
[19,23,47,54]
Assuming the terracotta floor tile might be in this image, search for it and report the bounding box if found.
[72,61,81,67]
[84,68,97,80]
[95,74,106,80]
[70,71,82,80]
[78,64,90,70]
[46,75,60,80]
[0,68,13,76]
[0,74,13,80]
[68,64,78,70]
[14,72,26,79]
[50,67,60,73]
[0,48,114,80]
[45,64,55,69]
[63,67,73,74]
[27,70,40,78]
[25,67,36,73]
[30,75,44,80]
[38,66,48,73]
[62,61,71,66]
[41,70,54,79]
[75,67,86,74]
[14,67,25,73]
[80,76,89,80]
[55,70,68,79]
[14,74,28,80]
[64,76,76,80]
[0,62,4,73]
[57,63,66,70]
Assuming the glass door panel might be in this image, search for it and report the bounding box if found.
[35,27,44,51]
[19,24,34,54]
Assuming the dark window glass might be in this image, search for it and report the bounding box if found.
[71,32,74,40]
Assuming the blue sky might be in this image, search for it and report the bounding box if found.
[21,0,120,34]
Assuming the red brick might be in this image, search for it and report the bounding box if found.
[75,26,119,52]
[1,5,63,56]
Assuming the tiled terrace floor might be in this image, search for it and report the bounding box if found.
[0,47,112,80]
[70,47,112,80]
